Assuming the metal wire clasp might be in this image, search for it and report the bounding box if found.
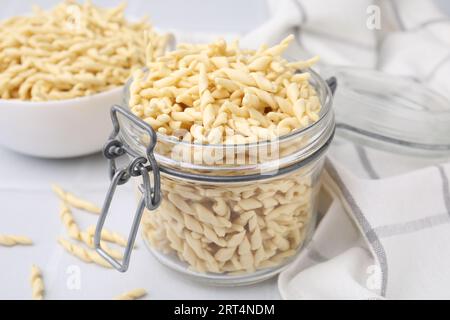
[95,105,161,272]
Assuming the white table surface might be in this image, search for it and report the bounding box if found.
[0,0,281,300]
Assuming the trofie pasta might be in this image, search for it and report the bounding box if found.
[0,1,169,101]
[79,231,124,260]
[53,186,126,264]
[127,37,327,276]
[114,288,147,300]
[59,202,81,240]
[30,265,45,300]
[58,237,113,269]
[85,225,129,248]
[0,235,33,247]
[128,35,320,144]
[52,184,131,256]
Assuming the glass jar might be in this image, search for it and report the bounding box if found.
[94,69,336,286]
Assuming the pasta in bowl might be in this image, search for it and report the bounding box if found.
[0,1,170,158]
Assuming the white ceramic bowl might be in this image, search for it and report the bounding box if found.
[0,87,123,158]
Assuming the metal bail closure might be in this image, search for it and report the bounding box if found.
[95,105,161,272]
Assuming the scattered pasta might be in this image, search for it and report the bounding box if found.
[0,1,169,101]
[129,35,321,145]
[0,235,33,247]
[58,237,113,269]
[79,230,124,260]
[114,288,147,300]
[52,185,132,264]
[56,192,123,259]
[52,184,101,214]
[30,265,45,300]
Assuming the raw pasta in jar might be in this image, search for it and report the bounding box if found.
[120,36,335,281]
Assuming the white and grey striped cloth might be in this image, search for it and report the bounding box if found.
[241,0,450,299]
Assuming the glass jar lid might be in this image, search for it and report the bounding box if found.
[320,66,450,157]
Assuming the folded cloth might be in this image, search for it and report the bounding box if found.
[280,146,450,300]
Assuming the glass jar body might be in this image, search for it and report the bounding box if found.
[139,156,325,285]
